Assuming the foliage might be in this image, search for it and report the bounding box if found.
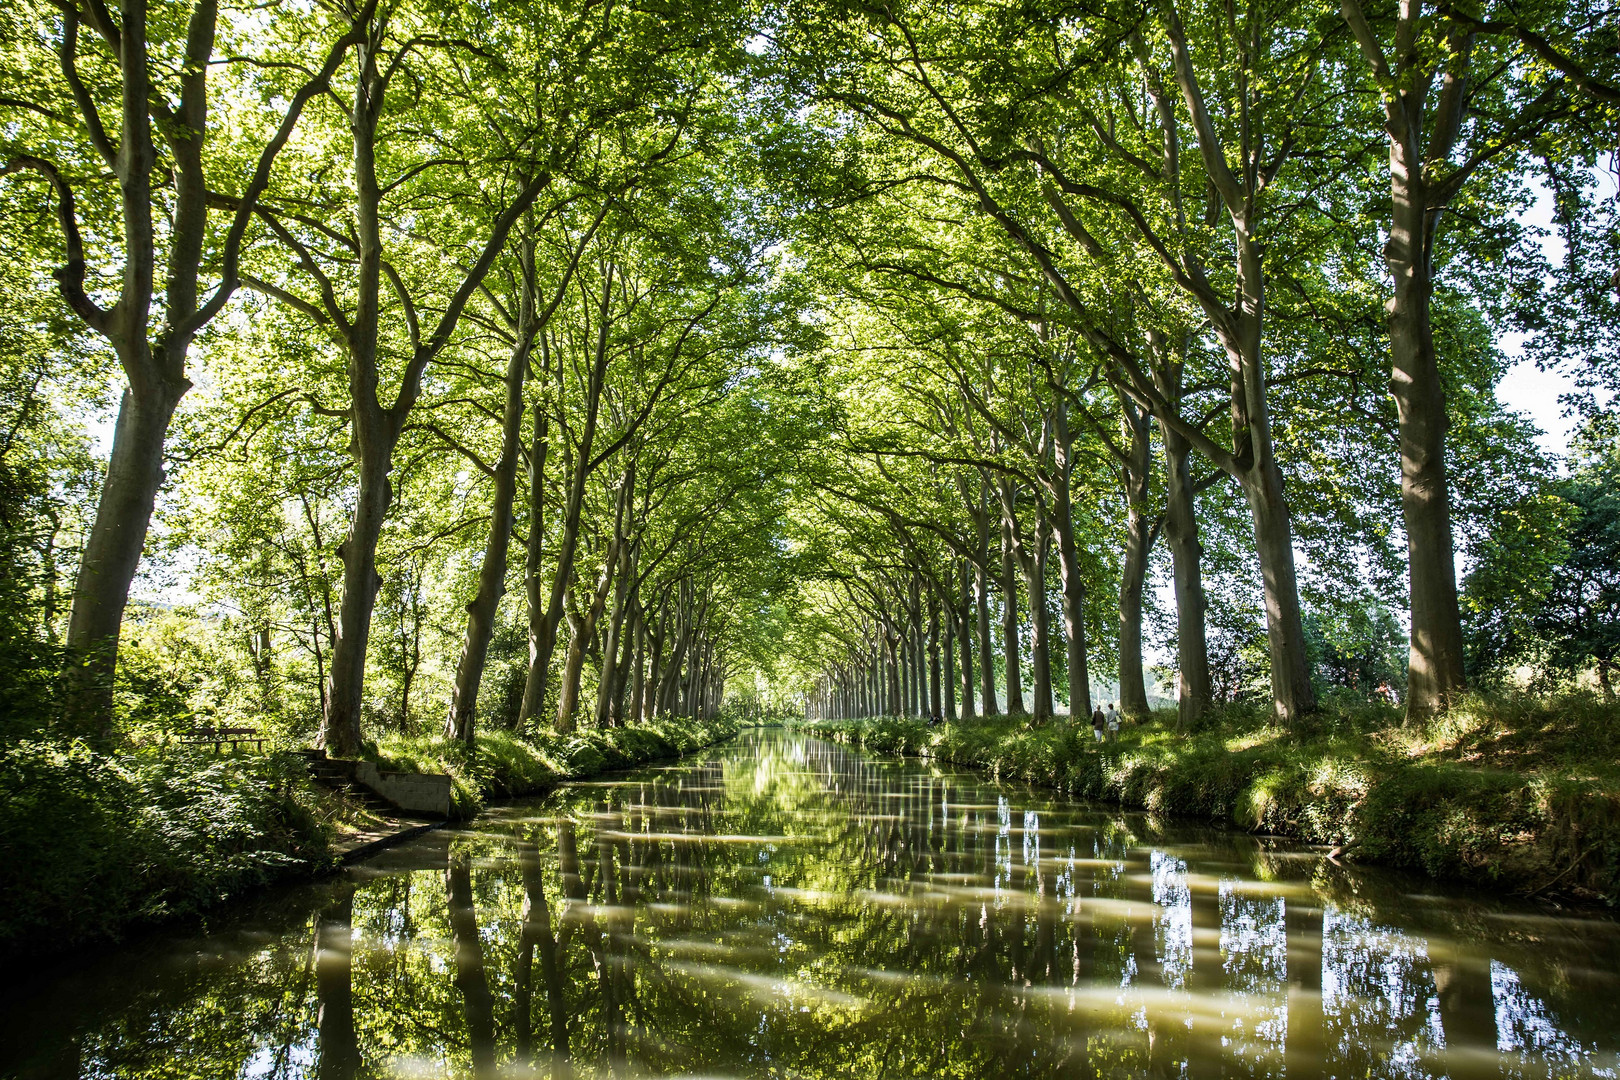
[0,741,333,955]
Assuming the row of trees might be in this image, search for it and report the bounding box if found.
[775,0,1618,725]
[1,0,817,750]
[1,0,1615,748]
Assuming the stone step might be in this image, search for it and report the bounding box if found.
[300,751,453,817]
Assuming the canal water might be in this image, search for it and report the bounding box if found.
[3,731,1618,1079]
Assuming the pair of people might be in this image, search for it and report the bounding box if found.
[1089,702,1120,742]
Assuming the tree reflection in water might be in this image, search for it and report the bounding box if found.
[3,731,1619,1079]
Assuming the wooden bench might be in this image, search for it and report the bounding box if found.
[179,725,266,752]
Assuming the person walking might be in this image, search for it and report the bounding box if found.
[1091,703,1106,743]
[1105,702,1121,743]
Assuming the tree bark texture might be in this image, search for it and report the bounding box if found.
[1117,395,1155,719]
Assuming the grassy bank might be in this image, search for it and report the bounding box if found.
[804,696,1620,905]
[0,715,738,957]
[374,714,741,817]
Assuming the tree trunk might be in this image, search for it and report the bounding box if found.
[556,542,615,732]
[1148,333,1213,731]
[1388,156,1467,722]
[594,478,635,729]
[975,561,997,715]
[323,441,391,758]
[910,578,926,717]
[1050,408,1093,722]
[1219,230,1317,725]
[884,620,902,713]
[1017,517,1055,722]
[1339,0,1473,722]
[446,850,498,1080]
[627,604,646,723]
[314,891,359,1080]
[44,0,350,740]
[1237,456,1317,724]
[1156,27,1318,726]
[1000,510,1026,716]
[62,381,186,736]
[446,278,534,742]
[927,592,942,720]
[520,276,613,726]
[1118,395,1154,719]
[516,841,570,1078]
[1162,430,1212,730]
[958,560,975,720]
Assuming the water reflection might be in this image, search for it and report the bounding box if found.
[3,732,1619,1079]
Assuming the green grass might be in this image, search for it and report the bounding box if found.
[374,714,740,818]
[803,693,1620,905]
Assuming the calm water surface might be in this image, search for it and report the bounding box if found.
[4,731,1618,1079]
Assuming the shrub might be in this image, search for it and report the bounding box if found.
[0,741,332,955]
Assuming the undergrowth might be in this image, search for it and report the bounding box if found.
[0,741,333,956]
[374,714,740,818]
[0,716,739,958]
[804,693,1620,905]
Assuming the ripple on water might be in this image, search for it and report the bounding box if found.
[2,730,1618,1080]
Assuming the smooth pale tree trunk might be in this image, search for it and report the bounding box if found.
[884,620,902,713]
[324,435,392,757]
[1000,514,1026,716]
[869,632,880,714]
[555,588,590,732]
[626,603,646,724]
[1339,0,1473,722]
[1117,396,1154,719]
[1050,408,1093,720]
[975,562,997,715]
[908,576,924,717]
[445,281,533,743]
[519,400,552,722]
[447,212,596,742]
[1154,15,1319,724]
[64,383,183,734]
[1160,419,1212,730]
[1144,331,1213,730]
[594,479,635,728]
[315,29,549,755]
[1387,94,1468,722]
[1020,520,1055,722]
[520,276,613,727]
[556,536,617,731]
[927,593,942,720]
[1000,481,1054,723]
[1237,448,1317,725]
[899,617,912,717]
[958,561,975,719]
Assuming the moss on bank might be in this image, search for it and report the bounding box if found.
[0,715,738,957]
[804,696,1620,905]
